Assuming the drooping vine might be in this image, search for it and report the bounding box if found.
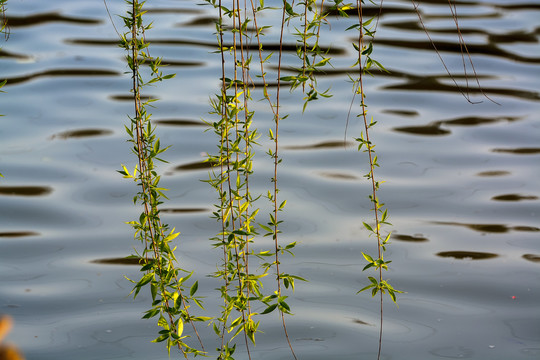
[118,1,206,357]
[204,0,265,356]
[107,0,491,358]
[328,0,404,359]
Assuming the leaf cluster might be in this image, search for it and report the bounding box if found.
[119,1,204,357]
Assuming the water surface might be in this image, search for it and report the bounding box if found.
[1,0,539,359]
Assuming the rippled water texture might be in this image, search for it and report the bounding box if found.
[1,0,539,359]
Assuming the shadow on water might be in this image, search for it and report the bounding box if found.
[317,172,358,181]
[522,254,540,263]
[7,12,100,27]
[109,94,155,102]
[155,119,206,127]
[393,233,429,242]
[173,159,217,171]
[161,208,208,214]
[475,170,511,177]
[50,129,113,140]
[0,186,52,197]
[492,148,540,155]
[393,116,520,136]
[432,221,540,233]
[491,194,538,202]
[0,231,40,238]
[3,69,120,87]
[436,251,498,260]
[283,140,353,150]
[90,257,154,266]
[65,38,347,55]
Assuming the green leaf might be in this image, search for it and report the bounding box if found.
[177,318,184,337]
[142,307,160,319]
[279,300,290,312]
[258,223,273,233]
[151,333,169,343]
[213,322,220,335]
[190,281,199,297]
[362,252,374,263]
[260,303,278,314]
[158,315,169,330]
[357,283,375,294]
[150,281,158,301]
[363,222,374,232]
[137,272,154,288]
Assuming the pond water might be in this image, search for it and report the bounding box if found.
[1,0,539,359]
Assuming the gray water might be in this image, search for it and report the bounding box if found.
[1,0,539,359]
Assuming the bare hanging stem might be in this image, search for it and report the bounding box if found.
[410,0,499,105]
[272,1,298,359]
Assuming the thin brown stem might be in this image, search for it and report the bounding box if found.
[273,1,298,359]
[410,0,499,105]
[355,2,383,359]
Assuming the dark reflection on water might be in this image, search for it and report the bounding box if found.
[491,194,538,202]
[51,129,113,140]
[0,48,30,60]
[386,20,538,44]
[161,208,208,213]
[155,119,206,127]
[383,109,419,117]
[476,170,510,177]
[324,4,420,17]
[287,63,537,101]
[384,75,540,100]
[499,3,540,10]
[174,160,216,171]
[179,16,219,27]
[393,233,429,242]
[436,251,498,260]
[522,254,540,263]
[7,12,101,27]
[396,116,524,136]
[91,257,146,266]
[284,140,352,150]
[433,222,540,233]
[145,7,202,14]
[66,38,347,55]
[0,231,39,238]
[444,116,519,127]
[351,318,371,326]
[0,186,52,197]
[492,148,540,155]
[109,94,154,102]
[318,172,358,181]
[394,122,450,136]
[140,57,204,67]
[4,69,120,86]
[374,38,540,64]
[512,226,540,232]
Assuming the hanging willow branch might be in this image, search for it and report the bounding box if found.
[118,1,206,357]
